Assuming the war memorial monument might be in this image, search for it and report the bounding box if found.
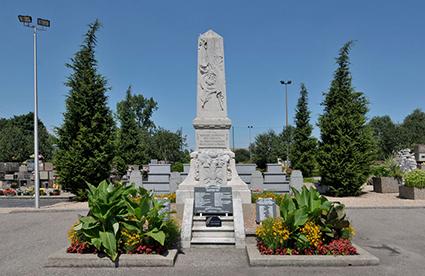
[176,30,251,248]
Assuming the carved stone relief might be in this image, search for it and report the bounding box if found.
[198,37,225,110]
[192,150,232,185]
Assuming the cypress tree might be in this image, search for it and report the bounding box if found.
[290,83,317,177]
[318,41,376,196]
[54,20,115,196]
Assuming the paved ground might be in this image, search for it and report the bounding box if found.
[325,185,425,208]
[1,208,424,275]
[0,198,71,208]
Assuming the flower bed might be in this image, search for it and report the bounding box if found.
[66,181,180,263]
[1,188,17,196]
[255,187,357,256]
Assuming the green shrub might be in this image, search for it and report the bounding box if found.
[256,187,355,254]
[370,158,403,178]
[72,180,179,262]
[303,177,317,183]
[171,162,183,172]
[404,170,425,189]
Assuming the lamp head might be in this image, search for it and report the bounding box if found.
[37,18,50,28]
[18,15,32,25]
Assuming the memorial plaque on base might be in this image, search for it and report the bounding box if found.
[256,198,277,223]
[194,185,233,214]
[206,216,222,227]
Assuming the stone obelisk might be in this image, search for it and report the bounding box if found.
[176,30,251,204]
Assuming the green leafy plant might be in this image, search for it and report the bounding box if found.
[256,186,356,255]
[70,180,179,262]
[371,158,403,178]
[404,169,425,189]
[122,188,168,247]
[74,181,136,261]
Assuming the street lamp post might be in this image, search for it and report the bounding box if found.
[18,15,51,208]
[248,125,253,161]
[280,80,292,167]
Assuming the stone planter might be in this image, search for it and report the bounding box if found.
[399,185,425,200]
[246,244,379,266]
[372,177,401,193]
[45,248,178,267]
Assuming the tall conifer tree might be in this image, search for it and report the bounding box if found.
[318,41,376,196]
[290,83,317,177]
[54,20,115,196]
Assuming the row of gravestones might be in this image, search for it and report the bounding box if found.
[124,161,303,194]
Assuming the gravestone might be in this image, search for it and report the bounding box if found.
[129,167,143,187]
[263,163,290,193]
[169,172,181,192]
[143,163,171,193]
[250,171,264,190]
[236,163,257,184]
[289,170,304,191]
[256,198,277,223]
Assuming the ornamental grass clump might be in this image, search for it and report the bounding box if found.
[66,180,180,262]
[256,186,357,255]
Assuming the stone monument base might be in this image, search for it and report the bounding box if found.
[176,150,251,204]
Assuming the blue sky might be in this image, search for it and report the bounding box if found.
[0,0,424,150]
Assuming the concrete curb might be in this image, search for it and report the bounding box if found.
[45,248,178,267]
[246,244,379,266]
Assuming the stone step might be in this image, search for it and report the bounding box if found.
[192,225,234,232]
[191,231,235,238]
[190,237,236,245]
[190,244,236,248]
[193,216,234,221]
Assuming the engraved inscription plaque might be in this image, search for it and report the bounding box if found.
[194,185,233,214]
[197,131,228,148]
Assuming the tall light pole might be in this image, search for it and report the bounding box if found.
[280,80,292,166]
[18,15,51,208]
[248,125,253,162]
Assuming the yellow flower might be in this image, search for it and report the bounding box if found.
[300,221,322,248]
[67,220,80,243]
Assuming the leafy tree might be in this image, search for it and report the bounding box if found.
[368,115,402,159]
[0,113,52,162]
[318,41,376,196]
[54,20,115,196]
[400,109,425,147]
[149,128,186,163]
[290,84,317,176]
[252,130,279,169]
[234,148,251,163]
[114,86,157,175]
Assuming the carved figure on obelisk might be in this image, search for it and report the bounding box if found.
[198,37,225,111]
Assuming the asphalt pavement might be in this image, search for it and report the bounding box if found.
[0,198,70,208]
[0,208,424,275]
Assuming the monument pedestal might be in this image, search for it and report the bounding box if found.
[176,152,251,204]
